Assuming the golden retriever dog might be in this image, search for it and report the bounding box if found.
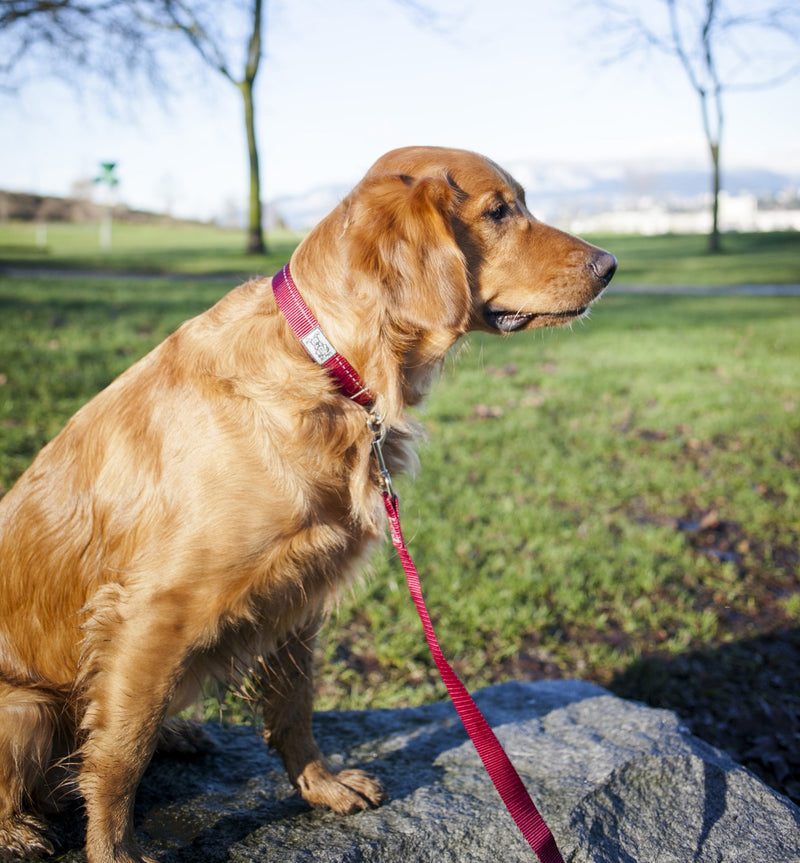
[0,146,616,862]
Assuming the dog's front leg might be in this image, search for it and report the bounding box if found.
[260,622,386,814]
[78,605,188,863]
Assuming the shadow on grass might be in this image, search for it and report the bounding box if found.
[609,628,800,806]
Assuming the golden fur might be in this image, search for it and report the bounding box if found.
[0,147,616,862]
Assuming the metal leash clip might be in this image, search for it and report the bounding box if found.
[367,411,396,501]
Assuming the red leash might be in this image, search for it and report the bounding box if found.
[381,487,563,863]
[273,264,564,862]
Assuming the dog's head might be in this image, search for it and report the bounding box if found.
[289,146,616,408]
[342,146,616,338]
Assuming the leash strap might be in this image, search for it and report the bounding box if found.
[272,264,375,406]
[382,491,564,863]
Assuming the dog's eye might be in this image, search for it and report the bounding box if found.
[485,202,509,222]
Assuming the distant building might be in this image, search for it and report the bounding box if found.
[567,191,800,235]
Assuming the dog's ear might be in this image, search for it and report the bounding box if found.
[346,173,470,332]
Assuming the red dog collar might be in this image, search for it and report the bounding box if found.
[272,264,375,407]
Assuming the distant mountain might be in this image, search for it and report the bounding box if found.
[266,185,351,232]
[508,160,796,198]
[266,162,799,230]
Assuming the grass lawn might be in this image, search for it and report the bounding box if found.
[1,228,799,802]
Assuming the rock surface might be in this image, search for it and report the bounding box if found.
[54,680,800,862]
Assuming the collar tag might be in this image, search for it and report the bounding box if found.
[301,327,337,364]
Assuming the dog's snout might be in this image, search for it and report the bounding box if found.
[589,251,618,287]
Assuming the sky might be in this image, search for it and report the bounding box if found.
[1,0,798,222]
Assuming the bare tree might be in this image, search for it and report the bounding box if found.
[1,0,267,255]
[594,0,800,251]
[148,0,266,255]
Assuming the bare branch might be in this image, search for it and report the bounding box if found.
[727,59,800,90]
[0,0,167,92]
[667,0,705,95]
[243,0,261,85]
[391,0,455,35]
[156,0,236,83]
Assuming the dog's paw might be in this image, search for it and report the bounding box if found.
[86,842,159,863]
[155,718,216,757]
[0,812,54,860]
[296,762,386,814]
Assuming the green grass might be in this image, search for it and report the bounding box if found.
[1,229,799,800]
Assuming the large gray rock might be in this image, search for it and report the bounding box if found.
[55,680,800,862]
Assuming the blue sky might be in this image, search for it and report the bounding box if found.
[1,0,798,220]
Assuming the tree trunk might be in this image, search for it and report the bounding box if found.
[708,141,722,253]
[240,78,266,256]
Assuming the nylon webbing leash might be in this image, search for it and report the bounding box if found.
[373,417,564,863]
[273,264,564,863]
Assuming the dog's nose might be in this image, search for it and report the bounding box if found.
[590,251,618,287]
